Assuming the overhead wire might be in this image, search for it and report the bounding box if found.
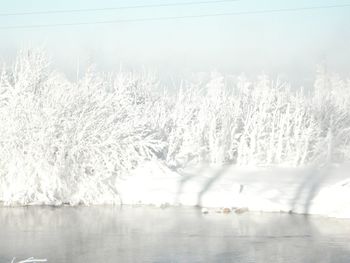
[0,0,242,17]
[1,3,349,30]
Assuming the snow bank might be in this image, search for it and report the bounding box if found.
[119,162,350,218]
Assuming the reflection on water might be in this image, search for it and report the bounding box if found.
[1,206,350,263]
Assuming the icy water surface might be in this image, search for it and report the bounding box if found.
[1,206,350,263]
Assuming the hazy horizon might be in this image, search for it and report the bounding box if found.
[1,0,350,87]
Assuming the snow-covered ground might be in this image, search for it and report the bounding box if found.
[118,161,350,218]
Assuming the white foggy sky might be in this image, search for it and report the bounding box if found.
[1,0,350,85]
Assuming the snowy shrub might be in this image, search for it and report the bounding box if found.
[164,71,350,167]
[0,49,349,205]
[0,49,166,205]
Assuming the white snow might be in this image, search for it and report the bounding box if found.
[118,161,350,218]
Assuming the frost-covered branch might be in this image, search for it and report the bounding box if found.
[11,257,47,263]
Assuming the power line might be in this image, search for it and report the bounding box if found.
[1,4,349,30]
[0,0,241,17]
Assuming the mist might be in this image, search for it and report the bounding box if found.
[1,0,349,88]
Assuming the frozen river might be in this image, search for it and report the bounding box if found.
[1,206,350,263]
